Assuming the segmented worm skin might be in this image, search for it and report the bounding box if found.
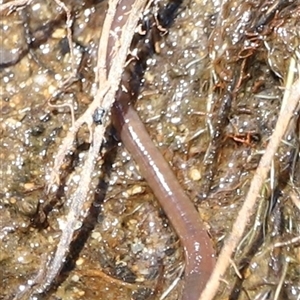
[108,0,216,298]
[112,93,216,300]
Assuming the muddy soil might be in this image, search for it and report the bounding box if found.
[0,0,299,299]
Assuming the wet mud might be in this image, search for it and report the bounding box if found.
[0,0,300,299]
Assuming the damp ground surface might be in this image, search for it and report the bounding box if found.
[0,0,300,299]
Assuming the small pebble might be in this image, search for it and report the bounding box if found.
[23,182,35,191]
[76,257,84,266]
[129,185,144,195]
[71,274,80,282]
[91,231,102,241]
[189,168,201,181]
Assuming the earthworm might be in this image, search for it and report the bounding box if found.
[112,90,216,300]
[107,0,216,298]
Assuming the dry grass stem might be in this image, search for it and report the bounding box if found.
[273,236,300,248]
[48,0,147,192]
[53,0,76,79]
[0,0,32,13]
[199,58,300,300]
[160,265,185,300]
[96,0,120,85]
[78,268,139,289]
[274,258,289,300]
[290,190,300,210]
[34,125,105,294]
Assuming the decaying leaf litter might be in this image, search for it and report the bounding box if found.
[0,0,300,300]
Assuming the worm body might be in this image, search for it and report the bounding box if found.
[112,92,216,299]
[108,0,216,298]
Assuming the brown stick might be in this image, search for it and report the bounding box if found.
[24,0,148,297]
[47,0,147,191]
[199,73,300,300]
